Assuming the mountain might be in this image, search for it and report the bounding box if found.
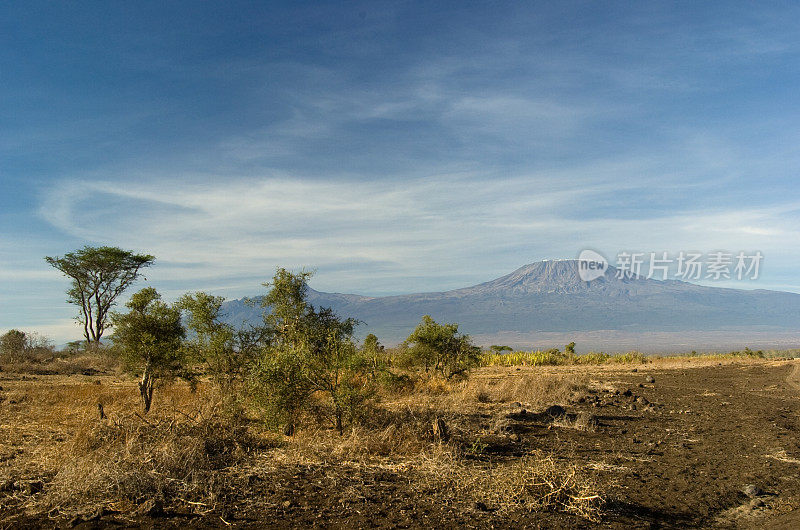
[220,260,800,351]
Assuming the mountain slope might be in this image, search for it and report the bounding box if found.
[221,260,800,347]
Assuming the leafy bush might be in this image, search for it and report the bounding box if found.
[0,329,55,363]
[739,347,765,358]
[178,291,269,411]
[0,329,27,360]
[250,269,375,434]
[110,287,187,413]
[250,342,313,434]
[403,315,481,379]
[376,369,415,393]
[362,333,386,375]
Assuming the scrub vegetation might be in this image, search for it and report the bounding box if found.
[1,247,798,527]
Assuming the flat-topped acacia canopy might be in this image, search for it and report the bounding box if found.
[45,245,154,343]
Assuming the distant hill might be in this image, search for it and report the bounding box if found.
[221,260,800,351]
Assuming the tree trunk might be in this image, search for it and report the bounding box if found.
[333,397,344,435]
[138,363,154,413]
[335,411,343,435]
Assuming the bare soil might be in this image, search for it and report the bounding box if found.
[2,359,800,528]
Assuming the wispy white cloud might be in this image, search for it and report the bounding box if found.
[37,165,800,303]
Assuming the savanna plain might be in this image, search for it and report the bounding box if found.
[2,349,800,529]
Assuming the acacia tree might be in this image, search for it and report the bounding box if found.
[263,268,314,346]
[178,291,269,405]
[404,315,480,379]
[251,268,371,435]
[45,246,154,344]
[301,306,369,433]
[111,287,185,413]
[362,333,385,375]
[249,269,314,434]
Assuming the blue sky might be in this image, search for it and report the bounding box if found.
[2,1,800,343]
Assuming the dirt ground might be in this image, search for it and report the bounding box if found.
[525,359,800,529]
[2,358,800,528]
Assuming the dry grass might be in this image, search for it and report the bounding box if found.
[0,351,120,375]
[282,412,439,463]
[0,378,253,517]
[382,367,589,415]
[460,372,588,407]
[41,412,279,518]
[0,366,605,524]
[552,411,599,432]
[5,352,798,526]
[414,448,603,520]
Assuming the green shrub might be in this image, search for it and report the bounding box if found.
[110,287,187,413]
[178,291,269,411]
[250,269,375,435]
[404,315,481,379]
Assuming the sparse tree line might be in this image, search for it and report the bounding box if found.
[0,246,482,435]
